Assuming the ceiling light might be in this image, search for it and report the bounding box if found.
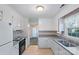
[36,5,44,12]
[27,24,30,27]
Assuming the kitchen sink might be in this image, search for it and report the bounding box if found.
[58,40,78,47]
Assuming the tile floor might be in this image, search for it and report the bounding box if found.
[22,45,53,55]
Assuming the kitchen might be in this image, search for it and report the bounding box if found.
[0,4,79,55]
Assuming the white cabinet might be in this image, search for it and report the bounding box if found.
[0,5,23,31]
[38,37,50,48]
[58,44,71,55]
[39,18,58,31]
[26,38,29,48]
[0,42,19,55]
[11,13,22,30]
[0,42,13,55]
[49,39,59,54]
[49,40,72,55]
[11,47,19,55]
[11,43,19,55]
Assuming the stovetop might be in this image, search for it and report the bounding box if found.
[13,37,25,46]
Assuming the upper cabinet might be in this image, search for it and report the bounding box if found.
[0,5,24,31]
[11,13,22,30]
[39,18,58,31]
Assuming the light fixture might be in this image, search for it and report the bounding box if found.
[18,24,21,27]
[27,24,30,27]
[36,5,44,12]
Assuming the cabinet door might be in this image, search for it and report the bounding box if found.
[57,44,65,55]
[49,40,72,55]
[26,38,29,48]
[55,42,72,55]
[10,44,19,55]
[0,42,13,55]
[54,43,71,55]
[61,48,72,55]
[53,41,59,55]
[38,37,50,48]
[12,16,21,30]
[11,11,22,31]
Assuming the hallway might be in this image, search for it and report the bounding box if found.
[23,45,53,55]
[30,37,38,45]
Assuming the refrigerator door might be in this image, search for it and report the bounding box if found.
[0,21,13,46]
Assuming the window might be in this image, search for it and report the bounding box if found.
[64,12,79,37]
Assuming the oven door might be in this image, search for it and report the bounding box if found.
[19,39,25,55]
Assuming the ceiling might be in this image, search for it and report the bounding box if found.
[9,4,62,18]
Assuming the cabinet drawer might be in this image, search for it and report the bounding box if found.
[49,40,72,55]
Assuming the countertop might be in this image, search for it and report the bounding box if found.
[13,37,25,46]
[65,47,79,55]
[53,39,79,55]
[39,35,79,55]
[39,31,58,37]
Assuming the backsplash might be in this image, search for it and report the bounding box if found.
[13,30,26,40]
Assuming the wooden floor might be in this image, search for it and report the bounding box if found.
[22,45,53,55]
[30,37,38,45]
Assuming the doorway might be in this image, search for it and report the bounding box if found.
[30,25,38,45]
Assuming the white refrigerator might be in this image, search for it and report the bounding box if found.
[0,20,13,55]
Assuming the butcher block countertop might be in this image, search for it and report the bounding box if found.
[39,31,58,37]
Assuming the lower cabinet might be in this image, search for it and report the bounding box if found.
[0,41,19,55]
[0,42,19,55]
[0,42,14,55]
[38,37,51,48]
[49,40,72,55]
[38,37,72,55]
[11,43,19,55]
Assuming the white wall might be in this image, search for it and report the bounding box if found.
[38,18,58,31]
[54,4,79,42]
[54,4,79,32]
[55,4,79,19]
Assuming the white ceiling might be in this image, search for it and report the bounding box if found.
[9,4,62,18]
